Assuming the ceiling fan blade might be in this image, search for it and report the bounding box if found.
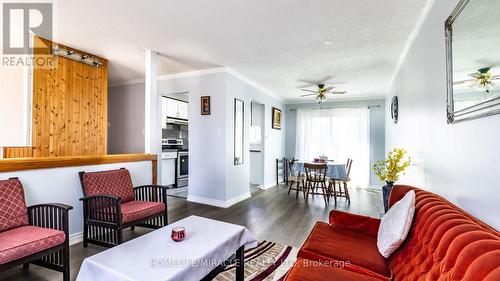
[454,79,474,84]
[297,79,320,87]
[298,76,334,87]
[329,91,346,95]
[301,89,318,93]
[469,73,482,78]
[491,75,500,79]
[323,86,335,92]
[317,76,334,84]
[300,93,318,97]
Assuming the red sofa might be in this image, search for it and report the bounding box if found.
[284,185,500,281]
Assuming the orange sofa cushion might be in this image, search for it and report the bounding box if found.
[387,185,500,281]
[284,258,382,281]
[298,221,391,280]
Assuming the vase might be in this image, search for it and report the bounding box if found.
[382,181,394,213]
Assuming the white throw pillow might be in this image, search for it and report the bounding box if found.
[377,190,415,258]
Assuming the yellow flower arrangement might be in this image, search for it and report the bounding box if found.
[373,148,411,183]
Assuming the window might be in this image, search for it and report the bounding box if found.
[295,107,370,188]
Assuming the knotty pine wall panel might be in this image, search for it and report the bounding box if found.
[31,37,108,157]
[2,147,33,158]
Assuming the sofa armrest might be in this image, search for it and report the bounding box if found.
[329,210,380,237]
[27,203,73,235]
[134,185,168,204]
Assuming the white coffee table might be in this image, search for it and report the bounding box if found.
[76,215,258,281]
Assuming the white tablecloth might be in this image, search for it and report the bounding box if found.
[292,161,347,179]
[76,216,258,281]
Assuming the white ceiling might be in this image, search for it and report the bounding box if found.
[54,0,431,102]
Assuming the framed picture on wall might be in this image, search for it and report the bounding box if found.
[272,107,281,130]
[201,96,211,115]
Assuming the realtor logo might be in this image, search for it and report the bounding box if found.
[2,2,52,54]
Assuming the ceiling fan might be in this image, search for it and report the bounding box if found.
[300,83,346,104]
[454,67,500,94]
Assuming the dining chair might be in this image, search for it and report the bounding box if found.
[329,159,352,203]
[304,163,329,205]
[287,160,306,199]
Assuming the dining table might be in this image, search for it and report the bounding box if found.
[292,161,347,180]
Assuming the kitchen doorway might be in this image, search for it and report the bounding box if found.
[160,93,189,199]
[250,101,265,188]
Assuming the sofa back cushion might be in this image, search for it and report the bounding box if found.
[81,169,135,203]
[388,185,500,281]
[0,178,29,232]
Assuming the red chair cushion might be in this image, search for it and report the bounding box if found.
[284,258,382,281]
[298,221,391,280]
[121,201,165,223]
[0,225,65,264]
[82,169,135,203]
[0,179,29,232]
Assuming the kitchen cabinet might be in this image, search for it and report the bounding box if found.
[161,152,177,186]
[178,101,189,119]
[161,98,168,129]
[164,97,188,120]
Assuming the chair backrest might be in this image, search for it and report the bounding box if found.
[79,168,135,203]
[304,163,327,182]
[388,185,500,281]
[287,158,298,175]
[0,178,29,232]
[346,159,353,178]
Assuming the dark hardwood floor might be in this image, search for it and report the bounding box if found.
[0,184,383,281]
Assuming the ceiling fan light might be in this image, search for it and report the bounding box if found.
[475,81,494,93]
[316,94,327,104]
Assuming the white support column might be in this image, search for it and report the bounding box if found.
[145,50,162,183]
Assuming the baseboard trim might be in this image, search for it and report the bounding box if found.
[225,192,252,207]
[261,182,277,190]
[187,192,251,208]
[69,232,83,246]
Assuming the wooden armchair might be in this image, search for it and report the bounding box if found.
[329,159,352,203]
[0,178,72,281]
[287,159,306,199]
[304,163,329,205]
[79,168,168,248]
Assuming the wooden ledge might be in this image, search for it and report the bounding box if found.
[0,154,157,173]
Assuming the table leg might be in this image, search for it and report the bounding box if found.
[235,246,244,281]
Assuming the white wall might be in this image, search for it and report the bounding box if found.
[0,161,152,240]
[386,0,499,229]
[225,73,286,194]
[149,68,285,206]
[165,72,229,204]
[0,66,27,147]
[108,83,146,154]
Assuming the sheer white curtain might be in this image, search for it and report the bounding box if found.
[295,107,370,188]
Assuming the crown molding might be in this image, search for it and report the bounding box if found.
[109,78,146,87]
[224,67,284,102]
[156,67,228,81]
[109,66,284,103]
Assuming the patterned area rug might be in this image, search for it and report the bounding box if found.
[214,241,298,281]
